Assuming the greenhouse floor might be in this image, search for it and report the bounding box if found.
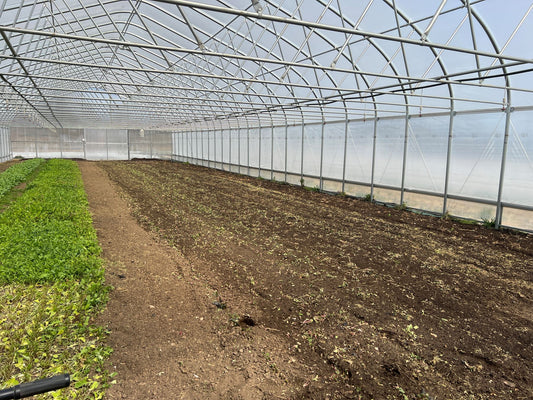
[80,160,532,400]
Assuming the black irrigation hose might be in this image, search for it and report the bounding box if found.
[0,374,70,400]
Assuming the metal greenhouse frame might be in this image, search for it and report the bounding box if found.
[1,1,532,230]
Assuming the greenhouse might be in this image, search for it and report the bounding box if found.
[0,0,531,229]
[0,1,532,399]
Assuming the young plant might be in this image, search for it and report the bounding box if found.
[0,158,44,198]
[0,159,112,399]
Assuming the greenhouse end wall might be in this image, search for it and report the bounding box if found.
[10,127,172,160]
[172,108,533,233]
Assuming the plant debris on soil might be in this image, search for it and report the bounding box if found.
[90,160,531,399]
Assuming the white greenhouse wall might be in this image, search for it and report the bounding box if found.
[172,108,533,232]
[10,128,172,160]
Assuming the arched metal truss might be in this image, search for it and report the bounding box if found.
[1,0,533,231]
[0,0,531,129]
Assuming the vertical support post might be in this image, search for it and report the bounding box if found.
[201,129,204,165]
[184,131,188,162]
[208,129,211,168]
[190,130,193,162]
[300,123,305,186]
[190,130,193,163]
[495,105,512,228]
[341,119,349,194]
[176,132,180,161]
[443,110,455,215]
[319,122,325,191]
[238,127,241,172]
[229,128,232,171]
[180,132,183,161]
[9,127,12,160]
[193,130,196,163]
[258,125,262,177]
[400,113,410,206]
[247,126,250,176]
[220,128,223,170]
[185,131,188,162]
[370,118,378,201]
[180,131,183,162]
[271,125,274,181]
[186,131,189,162]
[284,125,288,183]
[214,129,217,169]
[106,129,109,160]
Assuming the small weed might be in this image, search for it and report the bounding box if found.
[362,193,372,202]
[356,290,371,300]
[481,217,496,228]
[395,202,408,211]
[299,178,305,187]
[229,314,240,326]
[269,363,279,373]
[396,386,409,400]
[303,185,320,192]
[405,324,419,340]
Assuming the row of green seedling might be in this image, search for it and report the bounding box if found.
[0,159,112,399]
[0,159,44,198]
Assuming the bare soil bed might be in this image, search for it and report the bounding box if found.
[0,159,19,173]
[94,160,531,399]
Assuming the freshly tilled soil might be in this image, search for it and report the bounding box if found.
[81,160,532,399]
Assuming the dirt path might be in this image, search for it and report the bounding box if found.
[0,159,19,173]
[78,161,315,400]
